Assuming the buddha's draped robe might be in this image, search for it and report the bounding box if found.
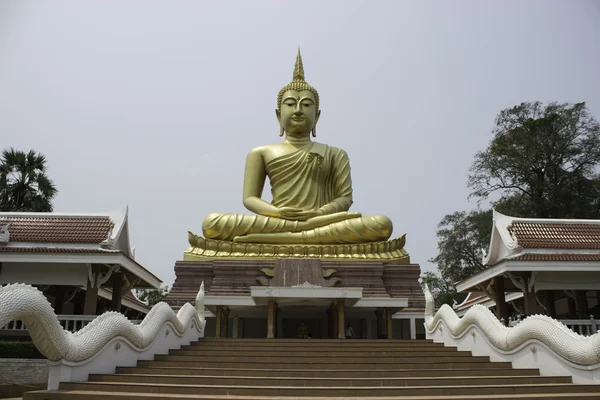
[202,142,392,244]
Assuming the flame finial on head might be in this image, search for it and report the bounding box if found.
[293,48,305,81]
[277,48,320,110]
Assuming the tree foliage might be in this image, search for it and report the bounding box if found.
[469,102,600,219]
[0,148,57,212]
[421,271,458,308]
[426,209,492,306]
[429,102,600,304]
[136,285,170,307]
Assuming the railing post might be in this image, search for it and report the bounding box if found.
[591,315,597,335]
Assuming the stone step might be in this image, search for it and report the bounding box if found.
[184,342,448,349]
[192,339,434,346]
[187,344,446,351]
[169,349,466,357]
[50,382,600,397]
[138,359,513,370]
[116,366,540,378]
[153,354,490,363]
[88,373,572,387]
[23,390,600,400]
[181,343,450,350]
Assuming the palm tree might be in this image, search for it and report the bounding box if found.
[0,148,57,212]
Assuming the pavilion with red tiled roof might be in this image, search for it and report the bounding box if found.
[0,208,161,319]
[455,211,600,322]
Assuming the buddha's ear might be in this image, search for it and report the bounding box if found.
[276,109,284,137]
[316,109,321,124]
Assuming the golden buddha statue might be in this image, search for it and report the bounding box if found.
[202,50,392,245]
[186,50,408,261]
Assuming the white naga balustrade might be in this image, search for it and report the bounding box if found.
[0,282,206,390]
[1,314,144,333]
[422,284,600,384]
[506,315,599,337]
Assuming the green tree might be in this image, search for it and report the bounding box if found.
[426,209,493,306]
[430,102,600,303]
[136,285,170,307]
[0,148,57,212]
[468,102,600,219]
[421,271,457,308]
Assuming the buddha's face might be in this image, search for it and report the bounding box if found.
[277,90,320,135]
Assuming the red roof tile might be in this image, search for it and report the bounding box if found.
[508,222,600,249]
[510,253,600,262]
[0,216,113,244]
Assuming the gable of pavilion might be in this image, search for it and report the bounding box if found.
[455,211,600,321]
[0,207,160,318]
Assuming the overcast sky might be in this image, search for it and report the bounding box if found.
[1,1,599,287]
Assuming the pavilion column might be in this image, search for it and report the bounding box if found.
[510,272,538,316]
[267,299,277,339]
[337,298,345,339]
[53,286,65,315]
[110,272,124,312]
[326,308,333,338]
[567,296,577,318]
[275,306,280,338]
[222,307,230,338]
[84,266,100,315]
[545,291,557,318]
[576,291,589,319]
[386,309,393,339]
[494,275,508,326]
[215,306,223,338]
[523,290,538,316]
[564,290,577,319]
[493,276,509,325]
[331,303,339,338]
[232,315,239,338]
[375,308,385,339]
[409,317,416,340]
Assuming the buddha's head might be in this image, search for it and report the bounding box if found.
[276,49,321,137]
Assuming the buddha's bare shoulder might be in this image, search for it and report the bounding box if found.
[247,142,285,153]
[247,142,292,163]
[322,144,350,158]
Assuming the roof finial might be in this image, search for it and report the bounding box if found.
[293,47,305,82]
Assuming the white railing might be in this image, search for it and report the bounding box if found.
[1,315,142,333]
[1,319,27,331]
[506,315,599,336]
[560,316,599,336]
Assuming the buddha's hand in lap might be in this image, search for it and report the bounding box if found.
[276,207,317,221]
[275,208,361,224]
[295,211,362,231]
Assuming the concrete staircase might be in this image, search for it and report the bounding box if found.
[25,338,600,399]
